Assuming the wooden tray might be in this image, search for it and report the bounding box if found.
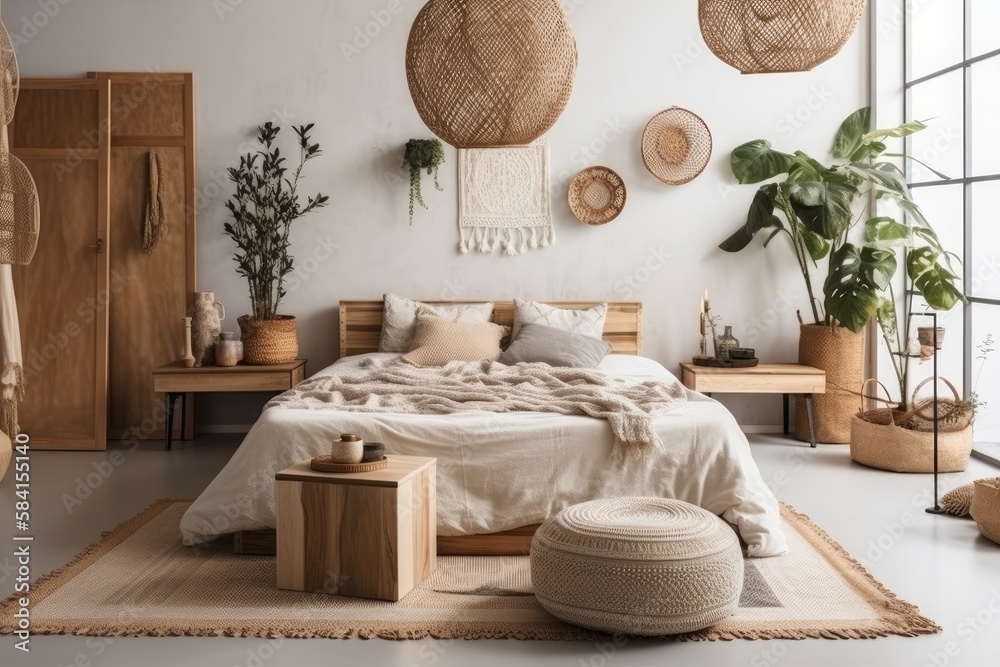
[310,456,389,474]
[691,357,760,368]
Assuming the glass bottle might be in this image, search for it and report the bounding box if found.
[715,326,740,361]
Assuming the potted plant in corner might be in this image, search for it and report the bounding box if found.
[719,107,960,444]
[224,121,329,365]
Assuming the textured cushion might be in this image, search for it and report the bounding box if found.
[941,482,976,517]
[380,293,494,353]
[499,323,612,368]
[512,299,607,339]
[403,312,507,367]
[530,498,744,636]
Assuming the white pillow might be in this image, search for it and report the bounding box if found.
[379,293,494,353]
[512,299,608,339]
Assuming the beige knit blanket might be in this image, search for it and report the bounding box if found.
[267,359,688,460]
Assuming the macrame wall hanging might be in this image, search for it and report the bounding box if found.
[405,0,578,148]
[458,140,554,255]
[698,0,868,74]
[0,18,40,437]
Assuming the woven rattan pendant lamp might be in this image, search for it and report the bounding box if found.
[405,0,578,149]
[699,0,867,74]
[0,18,39,266]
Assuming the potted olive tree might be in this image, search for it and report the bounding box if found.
[224,122,328,365]
[720,108,961,443]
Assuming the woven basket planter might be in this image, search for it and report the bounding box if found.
[698,0,867,74]
[405,0,577,148]
[794,324,864,444]
[971,479,1000,546]
[850,417,972,474]
[238,315,298,366]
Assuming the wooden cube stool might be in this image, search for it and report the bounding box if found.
[276,455,436,601]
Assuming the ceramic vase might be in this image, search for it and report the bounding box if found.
[191,291,226,367]
[214,332,243,367]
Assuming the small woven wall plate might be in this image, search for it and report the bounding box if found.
[568,166,627,226]
[310,456,390,474]
[641,107,713,185]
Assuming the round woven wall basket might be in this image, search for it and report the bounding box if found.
[641,107,713,186]
[568,167,626,226]
[698,0,868,74]
[238,315,298,366]
[405,0,578,148]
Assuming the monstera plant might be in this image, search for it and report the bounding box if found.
[721,107,961,333]
[720,107,964,437]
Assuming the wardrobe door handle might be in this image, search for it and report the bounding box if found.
[89,239,104,254]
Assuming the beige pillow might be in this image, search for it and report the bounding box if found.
[403,312,507,367]
[380,293,495,353]
[512,298,608,339]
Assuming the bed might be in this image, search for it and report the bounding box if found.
[180,300,787,558]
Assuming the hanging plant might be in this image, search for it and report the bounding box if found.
[402,138,445,224]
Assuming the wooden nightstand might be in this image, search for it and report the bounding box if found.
[151,360,306,450]
[679,363,826,447]
[276,456,437,602]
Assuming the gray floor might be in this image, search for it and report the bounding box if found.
[2,434,999,667]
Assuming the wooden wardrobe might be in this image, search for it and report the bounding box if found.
[10,72,196,450]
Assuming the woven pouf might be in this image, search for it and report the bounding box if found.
[530,498,744,636]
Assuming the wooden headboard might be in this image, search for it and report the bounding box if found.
[339,301,643,359]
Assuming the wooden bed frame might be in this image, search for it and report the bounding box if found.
[339,299,643,358]
[234,300,643,557]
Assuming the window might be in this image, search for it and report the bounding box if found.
[905,1,1000,448]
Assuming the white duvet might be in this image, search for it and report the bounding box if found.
[181,354,788,557]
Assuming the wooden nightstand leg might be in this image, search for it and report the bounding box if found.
[805,394,817,448]
[180,393,188,441]
[783,393,790,435]
[165,392,183,451]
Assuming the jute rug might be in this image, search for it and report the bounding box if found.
[0,500,939,641]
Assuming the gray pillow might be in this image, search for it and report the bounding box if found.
[499,323,612,368]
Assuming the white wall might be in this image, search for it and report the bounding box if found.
[6,0,870,431]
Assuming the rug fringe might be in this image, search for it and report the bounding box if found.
[774,503,942,637]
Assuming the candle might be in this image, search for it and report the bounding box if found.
[703,289,710,313]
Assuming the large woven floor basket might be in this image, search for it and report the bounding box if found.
[698,0,867,74]
[795,324,864,444]
[238,315,298,366]
[971,480,1000,545]
[850,417,972,474]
